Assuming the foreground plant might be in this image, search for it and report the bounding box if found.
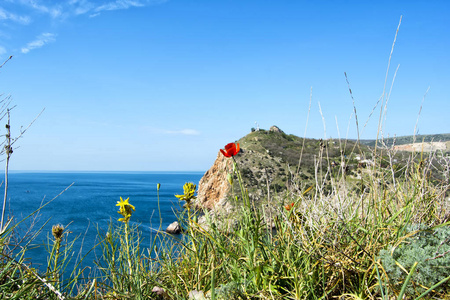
[116,197,135,223]
[116,197,135,275]
[47,224,65,290]
[176,182,197,212]
[95,196,156,299]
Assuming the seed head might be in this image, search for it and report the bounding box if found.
[52,224,64,240]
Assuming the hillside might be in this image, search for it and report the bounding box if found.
[196,126,372,212]
[234,126,367,193]
[196,127,449,214]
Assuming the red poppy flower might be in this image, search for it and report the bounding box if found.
[284,202,294,211]
[220,142,240,157]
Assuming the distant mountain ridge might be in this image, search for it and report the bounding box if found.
[359,133,450,147]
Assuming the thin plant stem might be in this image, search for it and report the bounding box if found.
[125,223,132,276]
[1,109,11,233]
[296,86,312,176]
[376,15,402,154]
[413,87,430,144]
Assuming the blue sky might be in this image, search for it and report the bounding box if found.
[0,0,449,171]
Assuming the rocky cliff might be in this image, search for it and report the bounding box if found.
[196,151,233,210]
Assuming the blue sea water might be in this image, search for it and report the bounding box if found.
[6,171,204,272]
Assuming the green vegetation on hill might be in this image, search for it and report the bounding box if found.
[230,128,386,203]
[234,128,367,192]
[230,129,449,203]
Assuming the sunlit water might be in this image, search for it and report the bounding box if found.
[6,171,204,273]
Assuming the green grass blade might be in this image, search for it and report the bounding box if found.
[397,261,418,300]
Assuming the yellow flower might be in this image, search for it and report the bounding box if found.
[175,182,197,203]
[116,197,135,223]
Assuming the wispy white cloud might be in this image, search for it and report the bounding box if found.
[68,0,94,15]
[4,0,168,20]
[0,7,31,24]
[4,0,168,53]
[29,2,62,18]
[21,32,56,54]
[95,0,145,12]
[75,5,93,16]
[10,0,62,19]
[164,129,201,136]
[82,0,168,15]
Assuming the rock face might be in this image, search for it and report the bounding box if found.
[196,151,233,210]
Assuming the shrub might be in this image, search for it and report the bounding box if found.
[378,224,450,297]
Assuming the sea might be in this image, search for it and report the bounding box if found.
[5,171,204,273]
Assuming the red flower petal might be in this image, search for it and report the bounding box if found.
[220,142,240,157]
[225,143,234,151]
[220,149,231,157]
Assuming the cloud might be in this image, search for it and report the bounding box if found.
[165,129,201,136]
[21,32,56,54]
[95,0,145,12]
[0,46,6,57]
[0,7,31,24]
[68,0,95,15]
[4,0,168,20]
[11,0,62,19]
[90,0,169,14]
[30,3,62,18]
[4,0,168,54]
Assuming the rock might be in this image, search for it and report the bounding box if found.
[188,290,207,300]
[152,286,165,295]
[152,286,169,299]
[165,221,181,234]
[196,152,233,210]
[269,125,284,133]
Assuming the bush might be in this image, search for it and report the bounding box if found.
[378,225,450,297]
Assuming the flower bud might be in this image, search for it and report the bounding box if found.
[52,224,64,240]
[227,173,233,185]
